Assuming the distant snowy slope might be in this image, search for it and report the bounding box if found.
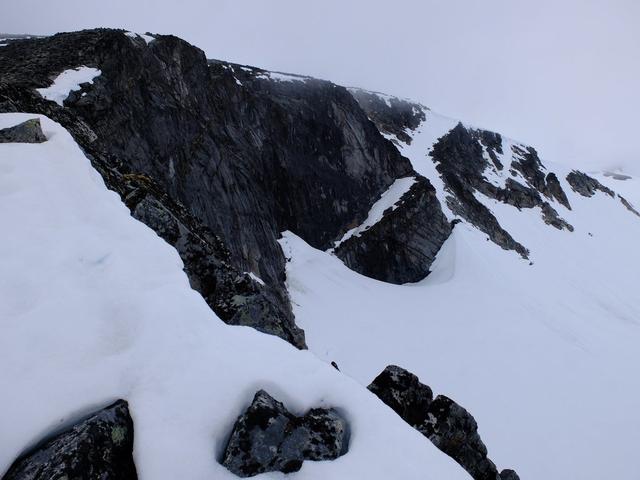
[0,113,468,480]
[282,108,640,480]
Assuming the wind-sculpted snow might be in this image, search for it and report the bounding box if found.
[0,113,469,480]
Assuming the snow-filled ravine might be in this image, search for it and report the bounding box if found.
[282,109,640,480]
[0,113,469,480]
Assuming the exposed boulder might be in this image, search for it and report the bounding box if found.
[221,390,349,477]
[2,400,137,480]
[0,118,46,143]
[368,365,519,480]
[367,365,433,428]
[334,176,453,284]
[425,395,499,480]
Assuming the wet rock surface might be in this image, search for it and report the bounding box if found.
[334,176,453,284]
[221,390,349,477]
[2,400,137,480]
[0,118,46,143]
[369,365,518,480]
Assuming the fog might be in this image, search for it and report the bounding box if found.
[3,0,639,173]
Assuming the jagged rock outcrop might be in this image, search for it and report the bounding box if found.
[367,365,433,427]
[425,395,500,480]
[431,124,575,256]
[348,88,426,144]
[0,85,304,348]
[0,118,46,143]
[221,390,349,477]
[368,365,518,480]
[334,176,453,284]
[2,400,137,480]
[0,28,432,345]
[566,170,614,198]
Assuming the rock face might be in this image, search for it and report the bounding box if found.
[348,88,426,144]
[2,400,137,480]
[0,118,46,143]
[221,390,349,477]
[334,176,453,284]
[368,365,518,480]
[0,28,445,345]
[566,170,614,198]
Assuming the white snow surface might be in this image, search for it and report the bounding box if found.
[333,176,416,248]
[0,113,468,480]
[282,110,640,480]
[36,67,101,106]
[125,31,155,45]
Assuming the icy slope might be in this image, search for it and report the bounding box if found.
[0,113,469,480]
[282,109,640,480]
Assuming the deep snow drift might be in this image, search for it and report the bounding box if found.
[0,113,468,479]
[282,109,640,480]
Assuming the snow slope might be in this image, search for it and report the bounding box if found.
[283,111,640,479]
[0,113,468,480]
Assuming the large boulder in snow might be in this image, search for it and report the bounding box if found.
[0,118,46,143]
[2,400,137,480]
[368,365,519,480]
[425,395,499,480]
[367,365,433,428]
[221,390,348,477]
[334,176,453,284]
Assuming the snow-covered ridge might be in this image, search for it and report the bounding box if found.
[0,112,467,479]
[332,176,417,249]
[36,66,101,106]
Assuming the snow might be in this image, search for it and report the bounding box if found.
[0,113,468,480]
[390,108,459,219]
[36,67,102,106]
[333,177,416,248]
[125,31,155,45]
[257,71,308,83]
[282,119,640,479]
[246,271,266,286]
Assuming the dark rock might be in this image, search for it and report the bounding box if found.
[368,365,509,480]
[367,365,433,429]
[566,170,614,198]
[545,172,571,209]
[334,176,453,284]
[619,195,640,217]
[348,88,426,144]
[431,123,530,258]
[541,203,574,231]
[0,118,46,143]
[499,468,521,480]
[0,85,305,348]
[425,395,500,480]
[0,29,421,347]
[2,400,137,480]
[221,390,348,477]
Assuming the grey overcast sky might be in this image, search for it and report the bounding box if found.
[3,0,639,173]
